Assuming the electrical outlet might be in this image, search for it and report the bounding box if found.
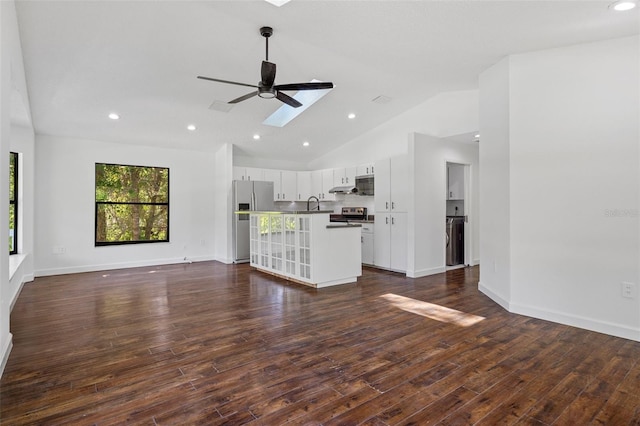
[622,282,637,299]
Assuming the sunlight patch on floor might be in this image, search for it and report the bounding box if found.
[380,293,485,326]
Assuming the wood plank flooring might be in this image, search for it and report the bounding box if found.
[1,262,639,425]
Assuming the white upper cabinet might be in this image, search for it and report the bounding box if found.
[447,163,465,200]
[333,166,357,186]
[280,170,297,202]
[356,163,375,176]
[296,171,312,201]
[311,169,334,201]
[321,169,335,201]
[263,169,297,201]
[374,155,408,212]
[234,167,264,181]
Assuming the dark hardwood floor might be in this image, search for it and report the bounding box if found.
[1,262,639,425]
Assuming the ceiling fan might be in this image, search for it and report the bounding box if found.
[197,26,333,109]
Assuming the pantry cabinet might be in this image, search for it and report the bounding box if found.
[374,212,407,272]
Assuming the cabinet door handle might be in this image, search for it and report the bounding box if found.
[392,202,395,210]
[346,177,349,183]
[386,216,389,225]
[386,201,389,210]
[392,217,395,225]
[361,236,363,243]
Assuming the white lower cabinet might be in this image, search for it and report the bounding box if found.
[250,213,361,287]
[374,213,407,272]
[361,223,374,265]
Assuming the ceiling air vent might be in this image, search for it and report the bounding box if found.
[372,95,392,104]
[208,100,234,113]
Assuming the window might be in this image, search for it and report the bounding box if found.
[9,152,17,254]
[95,163,169,246]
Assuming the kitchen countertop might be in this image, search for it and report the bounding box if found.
[236,210,334,214]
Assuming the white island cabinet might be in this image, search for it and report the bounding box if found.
[249,211,362,288]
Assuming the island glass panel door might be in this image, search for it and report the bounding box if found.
[298,216,311,280]
[284,215,297,276]
[270,215,283,272]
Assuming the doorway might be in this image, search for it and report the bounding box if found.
[445,162,470,269]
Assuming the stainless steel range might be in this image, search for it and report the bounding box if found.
[330,207,368,222]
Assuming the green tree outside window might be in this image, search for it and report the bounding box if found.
[95,163,169,245]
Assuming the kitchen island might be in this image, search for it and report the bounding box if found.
[248,211,362,288]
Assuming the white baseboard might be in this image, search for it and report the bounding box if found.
[407,266,446,278]
[478,281,511,311]
[35,256,218,277]
[510,302,640,342]
[479,281,640,342]
[214,256,234,265]
[0,333,13,379]
[9,273,32,312]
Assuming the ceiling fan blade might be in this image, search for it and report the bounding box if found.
[274,82,334,91]
[197,76,258,89]
[276,91,302,108]
[261,61,276,87]
[229,91,259,104]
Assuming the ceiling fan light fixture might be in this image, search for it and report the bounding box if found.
[609,0,636,10]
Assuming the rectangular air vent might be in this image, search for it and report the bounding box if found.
[372,95,392,104]
[208,100,234,113]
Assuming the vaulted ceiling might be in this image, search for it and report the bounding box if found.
[15,0,639,164]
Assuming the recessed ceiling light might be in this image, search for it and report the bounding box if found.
[187,124,196,131]
[348,113,356,119]
[609,0,636,10]
[303,141,310,147]
[108,113,120,120]
[253,134,260,140]
[475,134,480,138]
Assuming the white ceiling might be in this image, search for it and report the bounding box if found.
[15,0,639,164]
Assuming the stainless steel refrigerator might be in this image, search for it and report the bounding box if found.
[232,180,275,262]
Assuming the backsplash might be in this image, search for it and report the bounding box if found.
[276,193,375,214]
[446,200,465,216]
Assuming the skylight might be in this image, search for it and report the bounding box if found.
[262,80,332,127]
[265,0,291,6]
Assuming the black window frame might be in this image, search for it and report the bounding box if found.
[9,152,18,255]
[95,162,170,246]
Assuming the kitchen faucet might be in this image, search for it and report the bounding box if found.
[307,195,320,211]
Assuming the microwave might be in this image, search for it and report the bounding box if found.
[355,175,374,196]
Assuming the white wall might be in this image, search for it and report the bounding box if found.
[1,0,35,377]
[408,133,479,278]
[9,125,35,306]
[34,135,216,276]
[479,36,640,341]
[478,57,512,309]
[215,143,233,264]
[309,89,479,170]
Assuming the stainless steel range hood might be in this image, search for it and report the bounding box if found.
[328,185,358,194]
